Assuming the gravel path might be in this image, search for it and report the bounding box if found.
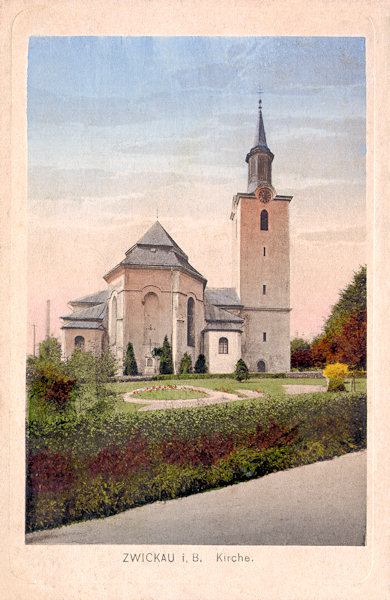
[25,451,366,546]
[283,384,327,394]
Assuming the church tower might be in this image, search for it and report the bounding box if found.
[231,100,292,372]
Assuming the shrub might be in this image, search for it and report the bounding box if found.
[159,336,173,375]
[179,353,193,374]
[28,449,76,493]
[28,366,77,421]
[194,354,208,374]
[323,363,349,392]
[234,358,249,381]
[124,343,138,376]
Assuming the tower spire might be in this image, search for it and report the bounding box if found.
[254,96,269,151]
[245,96,274,193]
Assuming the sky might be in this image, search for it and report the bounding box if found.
[27,36,366,353]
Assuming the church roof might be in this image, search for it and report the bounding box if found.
[69,290,109,306]
[204,303,243,324]
[61,320,104,330]
[104,221,206,284]
[130,221,187,259]
[61,303,107,322]
[204,288,242,307]
[202,322,243,333]
[252,99,269,152]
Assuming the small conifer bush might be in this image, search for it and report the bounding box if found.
[159,336,174,375]
[194,353,208,374]
[179,352,193,374]
[234,358,249,382]
[124,343,138,376]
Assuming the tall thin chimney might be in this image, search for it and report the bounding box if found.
[46,300,50,338]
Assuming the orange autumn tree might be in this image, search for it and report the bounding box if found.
[310,266,366,370]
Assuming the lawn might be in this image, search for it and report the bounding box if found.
[129,385,209,400]
[108,376,328,401]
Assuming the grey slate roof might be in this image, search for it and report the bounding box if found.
[61,321,104,330]
[205,303,243,323]
[204,288,242,307]
[132,221,187,258]
[105,221,206,284]
[252,101,270,152]
[69,290,109,306]
[202,322,243,332]
[62,303,107,322]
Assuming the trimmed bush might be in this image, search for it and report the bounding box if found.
[234,358,249,381]
[159,336,173,375]
[124,343,138,376]
[194,354,208,374]
[179,353,193,374]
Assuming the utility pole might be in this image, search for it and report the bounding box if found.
[46,300,50,339]
[32,324,36,357]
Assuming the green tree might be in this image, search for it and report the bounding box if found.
[179,352,193,374]
[27,336,64,386]
[290,337,310,354]
[124,343,138,375]
[159,336,173,374]
[324,266,366,335]
[65,349,116,414]
[194,353,208,374]
[234,358,249,382]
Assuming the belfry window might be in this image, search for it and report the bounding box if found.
[218,337,228,354]
[260,210,268,231]
[187,298,195,347]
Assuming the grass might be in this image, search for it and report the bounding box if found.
[108,376,329,401]
[129,386,209,400]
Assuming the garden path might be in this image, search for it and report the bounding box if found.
[283,384,327,394]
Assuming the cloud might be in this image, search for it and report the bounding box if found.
[295,226,366,244]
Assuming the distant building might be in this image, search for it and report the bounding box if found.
[61,102,292,373]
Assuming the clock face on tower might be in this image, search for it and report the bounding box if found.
[255,186,272,203]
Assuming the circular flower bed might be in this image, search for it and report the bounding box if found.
[131,385,209,401]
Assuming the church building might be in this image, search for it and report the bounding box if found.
[61,101,292,374]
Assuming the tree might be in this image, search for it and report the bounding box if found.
[194,354,208,374]
[234,358,249,382]
[179,352,193,374]
[324,266,366,335]
[290,337,313,370]
[334,309,366,369]
[27,336,64,386]
[310,266,367,369]
[124,343,138,375]
[159,336,173,374]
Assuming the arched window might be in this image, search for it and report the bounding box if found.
[218,337,228,354]
[111,296,117,344]
[143,292,159,346]
[260,209,268,231]
[187,298,195,347]
[74,336,85,350]
[257,360,266,373]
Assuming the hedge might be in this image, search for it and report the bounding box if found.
[26,391,366,533]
